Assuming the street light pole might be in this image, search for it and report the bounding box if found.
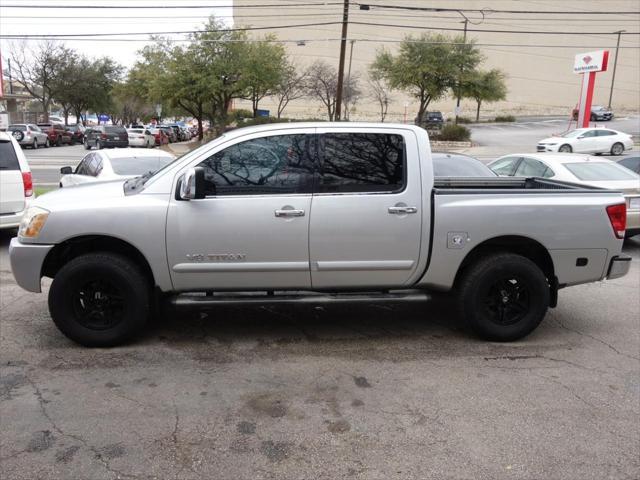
[334,0,349,121]
[607,30,624,110]
[455,18,468,125]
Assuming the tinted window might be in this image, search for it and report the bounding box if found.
[85,154,101,176]
[0,141,20,170]
[490,157,519,176]
[198,134,312,196]
[618,157,640,173]
[515,158,554,177]
[565,162,639,181]
[105,126,126,134]
[8,125,26,131]
[432,154,496,177]
[580,130,597,138]
[75,156,90,175]
[596,130,616,137]
[319,133,404,193]
[110,156,173,175]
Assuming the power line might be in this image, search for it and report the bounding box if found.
[0,2,341,7]
[354,2,640,15]
[2,20,638,38]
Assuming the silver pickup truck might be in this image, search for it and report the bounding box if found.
[9,123,632,347]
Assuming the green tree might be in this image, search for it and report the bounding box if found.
[371,33,482,120]
[461,69,507,122]
[242,36,287,117]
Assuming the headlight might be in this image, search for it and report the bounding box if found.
[18,207,50,239]
[547,143,557,146]
[629,198,640,210]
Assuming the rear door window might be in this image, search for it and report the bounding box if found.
[490,157,520,176]
[0,141,20,170]
[515,158,554,178]
[318,132,405,193]
[596,130,616,137]
[565,162,638,181]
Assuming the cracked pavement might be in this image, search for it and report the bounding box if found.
[1,229,638,480]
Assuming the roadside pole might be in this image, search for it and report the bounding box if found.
[334,0,349,121]
[455,19,468,125]
[607,30,624,110]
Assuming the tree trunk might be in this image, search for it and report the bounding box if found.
[197,104,204,141]
[476,100,481,122]
[63,109,69,126]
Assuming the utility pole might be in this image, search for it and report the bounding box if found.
[7,57,14,94]
[608,30,624,109]
[334,0,349,121]
[455,18,468,125]
[345,39,356,120]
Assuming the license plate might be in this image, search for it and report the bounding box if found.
[114,136,119,140]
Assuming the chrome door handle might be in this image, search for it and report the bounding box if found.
[388,206,418,214]
[275,209,305,218]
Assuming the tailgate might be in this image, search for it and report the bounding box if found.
[0,171,25,214]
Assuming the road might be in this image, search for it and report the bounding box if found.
[1,229,638,479]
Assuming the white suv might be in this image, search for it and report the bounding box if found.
[0,131,35,229]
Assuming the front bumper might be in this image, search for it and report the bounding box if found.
[537,144,559,152]
[607,255,631,280]
[9,238,54,293]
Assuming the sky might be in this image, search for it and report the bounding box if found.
[0,0,233,70]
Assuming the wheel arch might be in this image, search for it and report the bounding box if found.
[42,235,156,288]
[454,235,555,288]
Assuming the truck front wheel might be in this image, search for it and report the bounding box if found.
[48,252,151,347]
[457,253,549,341]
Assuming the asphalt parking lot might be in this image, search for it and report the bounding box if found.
[1,227,638,479]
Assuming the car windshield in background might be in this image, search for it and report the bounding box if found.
[106,126,126,134]
[432,154,496,177]
[110,156,173,176]
[0,141,20,170]
[561,130,584,138]
[128,129,144,134]
[565,162,639,181]
[8,125,27,131]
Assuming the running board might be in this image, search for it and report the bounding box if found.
[171,290,431,308]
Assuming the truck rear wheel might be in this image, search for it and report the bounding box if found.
[457,253,549,341]
[48,252,151,347]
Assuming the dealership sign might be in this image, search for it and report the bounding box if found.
[574,50,609,73]
[573,50,609,128]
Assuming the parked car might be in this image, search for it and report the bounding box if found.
[416,111,444,130]
[59,149,175,188]
[166,124,184,141]
[617,155,640,174]
[149,127,169,146]
[84,125,129,149]
[0,131,34,229]
[158,125,177,143]
[8,124,49,149]
[488,153,640,237]
[37,123,72,146]
[65,124,85,145]
[432,153,497,178]
[9,123,631,347]
[572,105,613,121]
[536,127,633,155]
[126,128,156,148]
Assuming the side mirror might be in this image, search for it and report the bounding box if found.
[179,167,206,200]
[577,135,585,139]
[60,166,73,175]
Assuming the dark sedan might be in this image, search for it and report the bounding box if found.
[572,105,613,121]
[84,125,129,150]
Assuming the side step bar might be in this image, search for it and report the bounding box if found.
[171,290,431,309]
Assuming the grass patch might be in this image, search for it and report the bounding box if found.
[494,115,516,122]
[35,185,56,197]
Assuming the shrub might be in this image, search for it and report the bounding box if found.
[494,114,516,122]
[432,124,471,142]
[455,116,473,124]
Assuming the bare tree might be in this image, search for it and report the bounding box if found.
[9,41,70,122]
[273,62,308,119]
[368,76,392,122]
[305,60,339,121]
[342,73,361,121]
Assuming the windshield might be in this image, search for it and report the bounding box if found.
[432,154,496,177]
[564,162,639,181]
[561,130,586,138]
[110,155,173,175]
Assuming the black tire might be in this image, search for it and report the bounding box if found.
[558,144,572,153]
[56,136,62,147]
[96,140,102,150]
[32,139,38,149]
[48,252,151,347]
[13,130,24,142]
[611,142,624,156]
[457,253,549,342]
[84,140,92,150]
[590,114,596,121]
